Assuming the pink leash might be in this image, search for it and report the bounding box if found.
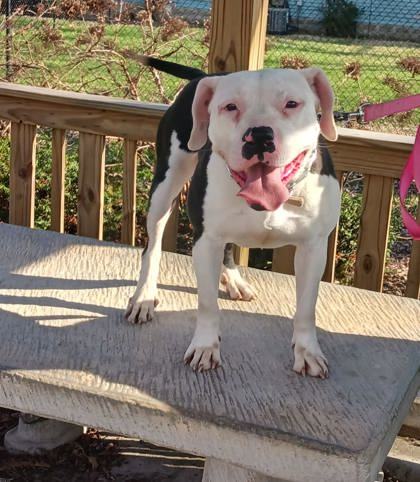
[359,95,420,240]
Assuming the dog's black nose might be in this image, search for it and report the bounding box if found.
[243,126,274,144]
[242,126,275,161]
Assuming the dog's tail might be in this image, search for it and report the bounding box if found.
[138,55,206,80]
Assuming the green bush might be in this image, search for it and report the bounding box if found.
[321,0,361,38]
[336,190,362,280]
[0,135,10,223]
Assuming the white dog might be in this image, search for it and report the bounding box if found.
[125,57,341,378]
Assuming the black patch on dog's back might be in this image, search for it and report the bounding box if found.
[150,78,204,198]
[319,144,337,178]
[187,142,211,243]
[311,137,337,179]
[150,71,229,200]
[164,78,204,151]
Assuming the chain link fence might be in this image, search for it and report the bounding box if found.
[265,0,420,134]
[0,0,419,132]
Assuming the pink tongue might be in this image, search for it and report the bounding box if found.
[238,164,289,211]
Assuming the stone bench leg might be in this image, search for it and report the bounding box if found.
[4,413,83,454]
[202,458,287,482]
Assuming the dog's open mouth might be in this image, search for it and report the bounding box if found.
[230,150,308,211]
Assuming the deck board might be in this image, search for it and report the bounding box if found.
[0,224,419,481]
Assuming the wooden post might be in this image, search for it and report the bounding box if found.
[209,0,269,266]
[51,128,67,233]
[209,0,269,73]
[78,133,106,239]
[9,122,37,227]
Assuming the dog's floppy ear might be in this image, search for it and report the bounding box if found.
[301,68,337,142]
[188,76,219,151]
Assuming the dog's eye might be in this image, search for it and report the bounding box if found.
[285,100,299,109]
[225,103,238,112]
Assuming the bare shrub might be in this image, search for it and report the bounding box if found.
[397,56,420,77]
[0,0,208,102]
[383,75,410,96]
[280,55,310,70]
[344,61,361,80]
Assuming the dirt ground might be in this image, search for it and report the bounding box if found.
[0,408,403,482]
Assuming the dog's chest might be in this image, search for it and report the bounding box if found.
[200,155,340,248]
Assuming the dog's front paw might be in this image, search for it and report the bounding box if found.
[292,330,328,379]
[184,333,221,371]
[125,295,158,324]
[221,268,255,301]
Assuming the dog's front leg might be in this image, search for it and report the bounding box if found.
[184,234,224,371]
[292,237,329,379]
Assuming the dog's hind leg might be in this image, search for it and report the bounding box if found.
[126,132,197,324]
[220,243,255,301]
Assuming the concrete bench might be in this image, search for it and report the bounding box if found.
[0,224,419,482]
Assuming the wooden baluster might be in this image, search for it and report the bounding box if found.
[272,245,295,275]
[162,199,179,253]
[323,170,344,282]
[121,139,137,245]
[208,0,269,267]
[326,132,412,179]
[233,247,250,267]
[354,175,394,291]
[78,132,105,239]
[9,122,37,227]
[51,128,67,233]
[406,195,420,299]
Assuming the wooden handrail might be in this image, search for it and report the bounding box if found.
[0,85,414,144]
[0,83,414,173]
[330,128,414,179]
[0,82,168,116]
[0,83,166,141]
[0,82,418,297]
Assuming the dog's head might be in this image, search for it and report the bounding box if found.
[188,68,337,211]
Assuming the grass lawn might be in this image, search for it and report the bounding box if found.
[265,35,420,117]
[1,16,419,132]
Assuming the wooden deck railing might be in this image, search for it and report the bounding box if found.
[0,82,166,244]
[0,82,418,299]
